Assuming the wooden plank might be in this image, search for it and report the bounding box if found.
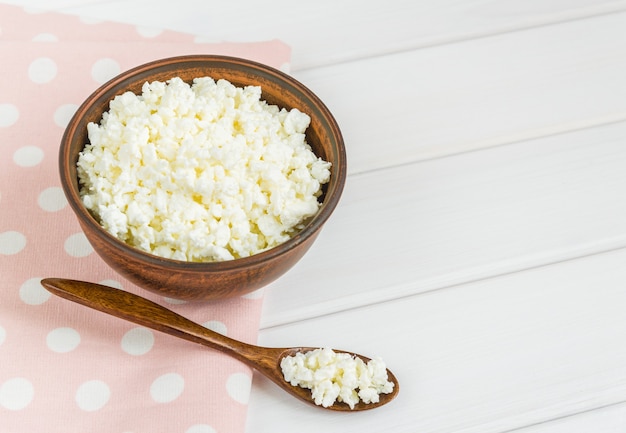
[513,402,626,433]
[0,0,104,9]
[248,248,626,433]
[54,0,626,70]
[294,10,626,174]
[259,121,626,328]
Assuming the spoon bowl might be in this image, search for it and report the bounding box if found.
[40,278,399,411]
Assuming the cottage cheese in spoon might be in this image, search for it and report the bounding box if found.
[281,347,395,409]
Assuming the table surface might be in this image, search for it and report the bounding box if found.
[5,0,626,432]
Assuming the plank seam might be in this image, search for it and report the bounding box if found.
[260,240,626,330]
[293,3,626,72]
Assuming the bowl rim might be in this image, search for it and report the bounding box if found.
[59,54,346,271]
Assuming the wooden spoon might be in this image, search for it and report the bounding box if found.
[40,278,399,411]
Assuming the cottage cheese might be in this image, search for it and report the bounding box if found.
[280,347,395,409]
[77,76,331,261]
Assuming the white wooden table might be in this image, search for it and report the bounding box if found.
[7,1,626,431]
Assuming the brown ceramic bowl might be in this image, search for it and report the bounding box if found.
[59,55,346,301]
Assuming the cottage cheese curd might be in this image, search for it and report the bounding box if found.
[77,76,331,261]
[280,347,395,409]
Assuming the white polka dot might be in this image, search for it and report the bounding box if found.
[64,232,93,257]
[75,380,110,411]
[136,26,163,38]
[226,372,251,404]
[13,146,44,167]
[99,279,123,289]
[121,327,154,356]
[242,288,265,300]
[47,327,81,353]
[0,378,34,411]
[91,58,121,84]
[203,320,227,336]
[150,373,185,403]
[53,103,78,128]
[163,297,187,305]
[28,57,57,83]
[0,231,27,255]
[0,103,19,127]
[186,425,217,433]
[19,277,51,305]
[0,325,5,346]
[32,33,58,42]
[38,187,67,212]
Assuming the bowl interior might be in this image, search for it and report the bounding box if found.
[60,55,346,269]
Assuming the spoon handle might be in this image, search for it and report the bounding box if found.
[40,278,263,365]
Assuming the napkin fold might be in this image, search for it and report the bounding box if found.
[0,5,290,432]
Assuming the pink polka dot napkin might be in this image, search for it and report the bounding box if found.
[0,5,290,432]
